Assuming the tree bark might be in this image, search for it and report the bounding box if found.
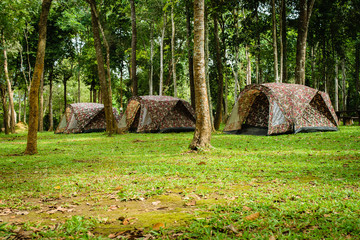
[38,72,44,132]
[279,0,287,82]
[88,0,115,135]
[171,4,177,98]
[18,90,22,122]
[186,0,195,109]
[272,0,279,83]
[190,0,211,150]
[246,46,252,85]
[0,85,9,134]
[335,58,339,111]
[213,13,223,131]
[130,0,138,96]
[2,35,16,133]
[159,11,166,96]
[48,69,54,131]
[295,0,315,85]
[342,57,346,111]
[25,0,52,155]
[149,22,154,95]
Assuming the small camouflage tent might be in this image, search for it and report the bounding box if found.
[118,95,196,133]
[224,83,338,135]
[55,103,121,134]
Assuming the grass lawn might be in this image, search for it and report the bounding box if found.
[0,126,359,239]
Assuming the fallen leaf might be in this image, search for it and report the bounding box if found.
[224,224,238,233]
[15,211,29,215]
[324,214,331,217]
[108,233,116,239]
[243,206,252,211]
[245,212,260,221]
[152,222,165,230]
[152,201,161,206]
[54,186,61,189]
[269,236,276,240]
[185,200,196,206]
[123,217,136,225]
[197,161,206,165]
[114,186,123,191]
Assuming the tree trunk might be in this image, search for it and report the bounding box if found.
[311,43,318,89]
[190,0,211,150]
[204,6,215,131]
[171,4,177,98]
[88,0,115,135]
[279,0,287,82]
[272,0,279,82]
[295,0,315,85]
[0,86,9,134]
[342,57,346,111]
[77,69,81,102]
[159,11,166,96]
[186,0,195,109]
[23,89,27,123]
[48,69,53,131]
[2,35,16,133]
[18,90,22,122]
[254,5,262,84]
[25,0,52,155]
[63,74,67,113]
[130,0,138,96]
[149,22,154,95]
[38,72,44,132]
[356,42,360,98]
[213,13,223,131]
[246,46,252,85]
[335,58,339,111]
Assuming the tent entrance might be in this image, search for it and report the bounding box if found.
[239,92,269,135]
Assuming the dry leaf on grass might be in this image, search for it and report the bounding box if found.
[185,200,196,206]
[54,186,61,189]
[243,206,252,211]
[152,222,165,230]
[152,201,161,206]
[123,217,137,225]
[245,212,260,221]
[269,236,276,240]
[197,161,206,165]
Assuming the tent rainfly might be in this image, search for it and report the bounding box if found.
[55,103,121,134]
[224,83,339,135]
[118,95,196,133]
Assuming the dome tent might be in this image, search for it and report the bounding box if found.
[224,83,338,135]
[55,103,121,134]
[118,95,196,133]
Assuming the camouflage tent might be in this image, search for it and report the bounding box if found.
[118,95,196,133]
[224,83,338,135]
[55,103,121,134]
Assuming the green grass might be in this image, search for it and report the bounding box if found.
[0,126,359,239]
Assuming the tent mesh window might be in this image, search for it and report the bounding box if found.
[245,92,269,127]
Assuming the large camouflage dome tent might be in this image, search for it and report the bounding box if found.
[224,83,339,135]
[118,95,196,133]
[55,103,121,134]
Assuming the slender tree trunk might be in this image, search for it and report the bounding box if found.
[190,0,211,150]
[0,86,9,134]
[63,75,67,113]
[38,72,44,132]
[23,89,27,123]
[130,0,138,96]
[159,11,166,96]
[254,5,262,84]
[246,46,252,85]
[204,6,215,131]
[213,13,223,131]
[295,0,315,85]
[48,69,53,131]
[18,90,22,122]
[186,0,195,109]
[171,4,177,97]
[77,69,81,102]
[279,0,287,82]
[25,0,52,155]
[149,22,154,95]
[88,0,115,135]
[120,68,124,110]
[311,43,318,89]
[2,35,16,133]
[342,57,346,111]
[355,42,360,98]
[272,0,279,82]
[335,58,339,111]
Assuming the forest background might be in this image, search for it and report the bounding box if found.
[0,0,359,133]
